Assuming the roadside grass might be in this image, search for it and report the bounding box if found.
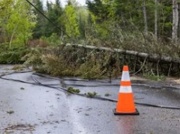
[143,73,166,81]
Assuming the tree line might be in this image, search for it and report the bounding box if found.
[0,0,180,49]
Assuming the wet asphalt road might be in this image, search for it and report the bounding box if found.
[0,65,180,134]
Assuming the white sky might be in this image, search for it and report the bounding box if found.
[42,0,86,7]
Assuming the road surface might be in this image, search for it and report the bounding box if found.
[0,65,180,134]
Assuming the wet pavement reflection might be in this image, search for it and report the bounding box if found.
[0,66,180,134]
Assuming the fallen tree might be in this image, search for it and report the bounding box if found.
[24,43,180,79]
[66,44,180,77]
[66,43,180,63]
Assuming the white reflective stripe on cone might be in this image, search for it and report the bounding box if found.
[121,71,130,81]
[119,86,132,93]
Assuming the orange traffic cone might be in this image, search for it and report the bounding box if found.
[114,65,139,115]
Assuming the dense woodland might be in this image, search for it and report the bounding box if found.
[1,0,180,79]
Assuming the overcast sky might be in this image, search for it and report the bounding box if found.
[41,0,86,7]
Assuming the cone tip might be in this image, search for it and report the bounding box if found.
[123,65,129,71]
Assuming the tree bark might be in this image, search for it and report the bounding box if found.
[154,0,158,39]
[172,0,179,43]
[143,0,148,35]
[66,44,180,64]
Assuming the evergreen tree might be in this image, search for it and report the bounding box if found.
[86,0,110,23]
[76,6,89,38]
[63,3,80,39]
[45,0,63,37]
[32,0,46,38]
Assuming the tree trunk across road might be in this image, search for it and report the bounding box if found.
[66,44,180,64]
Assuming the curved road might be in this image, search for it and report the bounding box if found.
[0,65,180,134]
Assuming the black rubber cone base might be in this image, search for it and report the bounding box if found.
[113,109,139,115]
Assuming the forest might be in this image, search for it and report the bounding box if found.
[0,0,180,79]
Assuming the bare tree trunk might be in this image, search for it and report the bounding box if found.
[154,0,158,39]
[143,0,148,35]
[67,44,180,64]
[172,0,179,43]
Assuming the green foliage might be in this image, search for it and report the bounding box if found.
[77,60,102,79]
[25,51,75,76]
[12,65,26,71]
[41,33,62,46]
[87,0,111,22]
[67,87,80,94]
[85,92,97,98]
[23,45,121,79]
[23,48,43,69]
[0,45,28,64]
[0,0,36,48]
[86,0,173,40]
[63,4,80,39]
[77,7,89,38]
[143,73,166,81]
[32,0,46,38]
[23,44,180,78]
[45,0,63,37]
[41,54,68,75]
